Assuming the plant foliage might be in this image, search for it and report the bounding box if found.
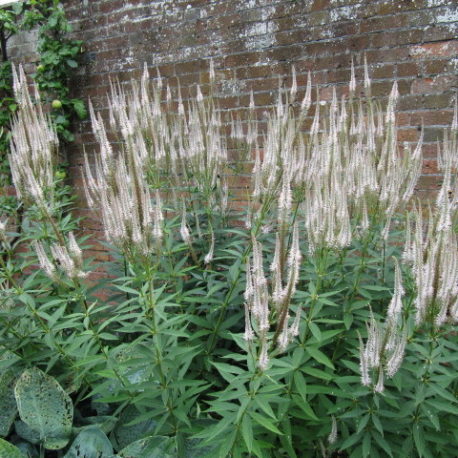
[0,62,457,457]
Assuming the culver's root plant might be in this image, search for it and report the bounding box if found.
[0,61,457,457]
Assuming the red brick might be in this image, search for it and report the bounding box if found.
[410,40,458,59]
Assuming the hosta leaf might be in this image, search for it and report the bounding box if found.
[0,367,19,436]
[14,420,40,444]
[14,368,73,450]
[64,426,113,458]
[0,438,25,458]
[114,406,156,449]
[183,438,219,457]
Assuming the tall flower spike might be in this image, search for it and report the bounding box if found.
[290,65,297,101]
[289,305,302,337]
[249,90,255,110]
[328,416,338,445]
[179,205,191,245]
[365,311,382,368]
[243,302,254,342]
[385,329,407,378]
[387,257,404,320]
[33,241,56,279]
[300,71,312,113]
[204,228,215,264]
[358,331,371,386]
[277,316,290,352]
[258,339,269,371]
[244,259,254,303]
[349,57,356,94]
[363,54,371,92]
[68,231,83,268]
[209,58,215,82]
[374,368,384,393]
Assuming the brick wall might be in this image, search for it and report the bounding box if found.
[8,0,458,266]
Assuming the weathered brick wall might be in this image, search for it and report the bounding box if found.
[8,0,458,267]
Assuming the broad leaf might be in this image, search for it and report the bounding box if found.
[14,368,73,450]
[64,426,113,458]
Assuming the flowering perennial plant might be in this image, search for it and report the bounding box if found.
[0,63,457,457]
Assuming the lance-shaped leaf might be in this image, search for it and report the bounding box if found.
[14,368,73,450]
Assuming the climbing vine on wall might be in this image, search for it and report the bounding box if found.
[0,0,86,188]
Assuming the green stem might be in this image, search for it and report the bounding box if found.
[206,194,275,354]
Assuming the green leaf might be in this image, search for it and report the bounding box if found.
[210,362,244,375]
[15,420,40,444]
[228,259,241,282]
[308,322,321,341]
[14,368,73,450]
[114,406,156,449]
[413,424,425,457]
[0,352,20,436]
[343,313,353,330]
[371,432,393,457]
[339,431,362,451]
[425,399,458,416]
[292,395,319,421]
[306,347,334,370]
[371,415,384,436]
[293,371,307,400]
[362,432,371,457]
[254,396,276,419]
[217,428,237,458]
[241,415,253,453]
[356,414,370,434]
[66,59,78,68]
[249,412,282,435]
[117,435,176,458]
[63,426,113,458]
[301,367,333,381]
[0,438,25,458]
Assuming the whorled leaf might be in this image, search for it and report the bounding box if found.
[14,368,73,450]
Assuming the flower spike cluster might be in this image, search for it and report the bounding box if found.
[9,66,58,208]
[84,64,230,255]
[251,61,422,253]
[359,300,408,392]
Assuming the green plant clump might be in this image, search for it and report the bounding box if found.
[0,62,457,457]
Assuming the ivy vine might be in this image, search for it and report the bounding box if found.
[0,0,86,188]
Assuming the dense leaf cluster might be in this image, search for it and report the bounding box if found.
[0,177,457,457]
